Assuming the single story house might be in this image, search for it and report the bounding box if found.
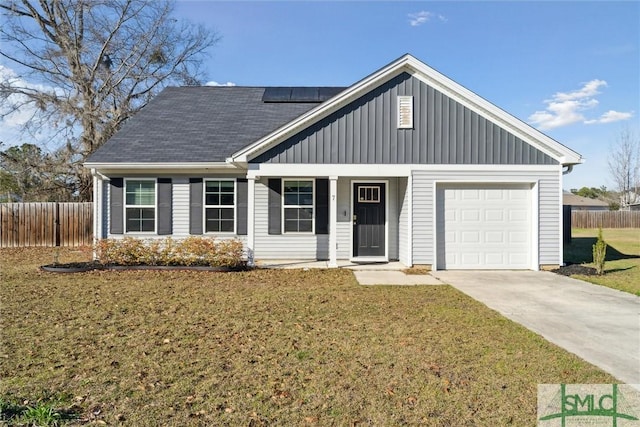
[85,54,583,270]
[562,192,609,211]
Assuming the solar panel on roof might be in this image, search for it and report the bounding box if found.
[262,87,292,102]
[291,87,318,102]
[262,87,347,103]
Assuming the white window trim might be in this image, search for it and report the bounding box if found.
[282,178,315,234]
[397,95,413,129]
[124,178,157,234]
[203,178,237,235]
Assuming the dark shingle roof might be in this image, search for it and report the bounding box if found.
[87,86,345,163]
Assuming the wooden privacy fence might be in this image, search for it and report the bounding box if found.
[0,202,93,248]
[571,210,640,228]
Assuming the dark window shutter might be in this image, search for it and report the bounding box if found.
[189,178,203,235]
[110,178,124,234]
[157,178,172,235]
[268,178,282,235]
[315,178,329,235]
[236,178,248,235]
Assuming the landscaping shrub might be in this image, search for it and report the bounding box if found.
[97,237,244,268]
[592,228,607,275]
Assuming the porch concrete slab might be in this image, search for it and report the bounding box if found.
[433,270,640,385]
[354,270,444,285]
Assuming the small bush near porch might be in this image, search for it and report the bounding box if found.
[1,248,614,426]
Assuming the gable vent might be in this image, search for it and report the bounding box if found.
[397,96,413,129]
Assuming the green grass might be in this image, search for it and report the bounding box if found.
[565,228,640,295]
[1,247,617,426]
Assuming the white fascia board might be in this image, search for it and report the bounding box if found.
[231,55,415,162]
[405,58,583,165]
[84,162,244,175]
[246,163,559,178]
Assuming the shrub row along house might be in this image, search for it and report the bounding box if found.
[85,54,582,270]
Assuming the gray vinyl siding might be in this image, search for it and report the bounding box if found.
[412,173,434,264]
[538,173,561,264]
[397,177,409,265]
[411,168,561,267]
[252,73,557,166]
[254,179,329,259]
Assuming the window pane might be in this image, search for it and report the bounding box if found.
[205,194,220,206]
[220,220,234,232]
[126,208,155,232]
[299,193,313,205]
[300,207,313,220]
[205,181,220,192]
[126,180,155,206]
[220,181,234,192]
[220,194,234,205]
[205,208,234,233]
[298,220,312,232]
[205,180,234,207]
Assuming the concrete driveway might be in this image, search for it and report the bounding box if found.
[433,270,640,385]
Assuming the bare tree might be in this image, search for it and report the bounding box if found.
[608,128,640,208]
[0,0,219,200]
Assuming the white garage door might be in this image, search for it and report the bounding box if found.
[436,184,532,270]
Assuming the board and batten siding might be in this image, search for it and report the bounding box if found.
[411,168,561,267]
[252,73,558,166]
[254,179,329,259]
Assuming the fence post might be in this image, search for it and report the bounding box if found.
[55,202,61,247]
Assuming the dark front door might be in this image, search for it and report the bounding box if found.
[353,183,386,257]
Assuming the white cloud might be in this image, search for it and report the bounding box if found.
[205,80,236,87]
[528,79,633,130]
[584,110,634,124]
[408,11,447,27]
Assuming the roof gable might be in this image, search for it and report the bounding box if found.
[251,72,557,165]
[232,54,582,166]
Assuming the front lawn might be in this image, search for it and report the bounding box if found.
[1,248,615,426]
[565,228,640,296]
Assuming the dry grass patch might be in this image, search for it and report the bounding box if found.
[1,248,615,426]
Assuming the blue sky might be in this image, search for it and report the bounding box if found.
[173,0,639,191]
[1,1,638,191]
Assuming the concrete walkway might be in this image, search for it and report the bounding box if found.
[433,270,640,385]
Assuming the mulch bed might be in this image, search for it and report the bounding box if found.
[41,261,248,273]
[552,263,598,276]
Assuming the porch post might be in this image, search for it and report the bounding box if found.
[247,177,256,266]
[328,176,338,268]
[92,170,99,260]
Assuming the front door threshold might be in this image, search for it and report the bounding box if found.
[350,256,388,264]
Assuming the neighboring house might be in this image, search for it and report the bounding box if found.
[563,192,609,211]
[85,54,583,270]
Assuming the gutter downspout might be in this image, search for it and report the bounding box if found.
[562,165,574,175]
